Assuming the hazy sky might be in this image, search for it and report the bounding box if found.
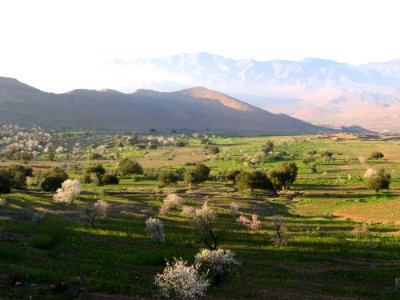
[1,0,399,92]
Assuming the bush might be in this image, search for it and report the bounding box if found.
[269,162,298,191]
[159,170,178,186]
[118,158,143,175]
[145,217,165,242]
[261,141,274,154]
[185,164,210,187]
[41,167,68,192]
[85,164,106,175]
[369,151,384,160]
[195,249,240,284]
[82,173,92,183]
[236,170,274,194]
[53,179,81,204]
[155,258,209,300]
[365,168,391,194]
[225,170,241,183]
[160,194,184,215]
[102,173,119,185]
[85,200,109,228]
[0,171,11,194]
[236,214,261,230]
[208,146,220,155]
[175,141,186,148]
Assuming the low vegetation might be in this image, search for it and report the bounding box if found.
[1,128,400,299]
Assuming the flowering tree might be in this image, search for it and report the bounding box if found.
[53,179,81,204]
[85,200,109,228]
[195,248,240,284]
[194,202,218,250]
[145,217,165,242]
[236,214,261,230]
[160,193,184,215]
[155,258,209,300]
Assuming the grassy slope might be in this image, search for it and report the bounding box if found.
[1,133,400,299]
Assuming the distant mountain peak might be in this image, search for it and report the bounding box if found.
[177,86,255,112]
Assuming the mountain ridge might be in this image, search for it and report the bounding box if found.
[0,77,330,134]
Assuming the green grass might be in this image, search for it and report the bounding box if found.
[1,133,400,299]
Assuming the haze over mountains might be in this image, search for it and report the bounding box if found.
[119,52,400,130]
[0,77,327,134]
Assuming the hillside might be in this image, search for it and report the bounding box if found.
[0,77,328,133]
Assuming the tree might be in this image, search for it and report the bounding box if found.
[236,170,274,194]
[4,165,32,189]
[269,162,298,191]
[226,170,241,183]
[208,146,220,155]
[85,164,106,175]
[261,141,274,154]
[175,141,186,148]
[159,170,178,186]
[0,171,11,194]
[102,173,119,185]
[321,150,333,161]
[54,179,81,204]
[185,164,210,187]
[369,151,384,160]
[118,158,143,175]
[365,168,391,194]
[41,167,68,192]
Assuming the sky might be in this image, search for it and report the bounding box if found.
[1,0,400,92]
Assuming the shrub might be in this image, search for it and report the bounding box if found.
[236,214,261,230]
[85,164,106,174]
[175,141,186,148]
[236,170,274,194]
[85,200,108,228]
[1,165,32,190]
[195,248,240,284]
[269,162,298,191]
[0,171,12,194]
[159,170,178,186]
[82,173,92,183]
[194,202,218,250]
[160,194,184,215]
[310,164,317,173]
[185,164,210,187]
[0,197,5,207]
[365,168,391,194]
[208,146,220,155]
[181,206,195,218]
[155,258,209,300]
[225,170,241,183]
[40,167,68,192]
[321,150,333,161]
[53,179,81,204]
[261,140,274,154]
[145,217,165,242]
[118,158,143,175]
[369,151,384,160]
[102,173,119,185]
[272,216,288,246]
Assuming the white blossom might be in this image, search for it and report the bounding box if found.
[155,258,209,300]
[195,248,240,282]
[145,217,165,242]
[54,179,81,204]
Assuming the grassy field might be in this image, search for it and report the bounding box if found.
[1,133,400,299]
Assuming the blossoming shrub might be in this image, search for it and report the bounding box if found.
[236,214,261,230]
[86,199,109,228]
[145,217,165,242]
[195,248,240,284]
[181,205,195,218]
[155,258,209,300]
[194,202,218,249]
[160,193,184,215]
[53,179,81,204]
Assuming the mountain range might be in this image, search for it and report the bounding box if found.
[120,52,400,131]
[0,77,328,134]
